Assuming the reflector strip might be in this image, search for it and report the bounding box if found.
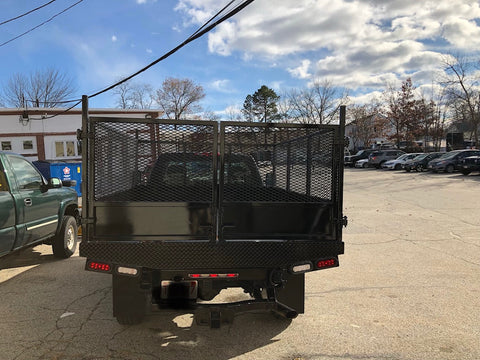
[188,273,239,279]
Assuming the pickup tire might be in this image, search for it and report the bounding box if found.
[52,215,78,258]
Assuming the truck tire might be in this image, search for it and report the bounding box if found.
[52,215,78,258]
[445,164,454,173]
[113,274,148,325]
[461,169,471,175]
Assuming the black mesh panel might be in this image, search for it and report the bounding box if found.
[92,120,216,202]
[222,124,335,203]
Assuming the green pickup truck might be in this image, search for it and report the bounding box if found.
[0,151,80,259]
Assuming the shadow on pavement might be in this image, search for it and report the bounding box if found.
[0,255,293,360]
[0,244,58,270]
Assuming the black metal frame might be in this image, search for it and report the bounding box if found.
[80,112,346,271]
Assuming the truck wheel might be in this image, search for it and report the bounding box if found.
[52,215,78,258]
[445,164,454,173]
[461,169,471,175]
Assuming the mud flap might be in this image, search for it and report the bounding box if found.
[112,273,148,323]
[274,273,305,314]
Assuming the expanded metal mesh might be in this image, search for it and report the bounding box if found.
[93,120,216,202]
[92,119,336,204]
[222,124,335,202]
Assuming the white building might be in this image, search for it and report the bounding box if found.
[0,108,161,161]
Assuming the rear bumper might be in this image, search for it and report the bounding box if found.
[80,239,344,270]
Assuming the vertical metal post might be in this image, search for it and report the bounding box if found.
[337,105,346,240]
[81,95,89,240]
[305,131,312,197]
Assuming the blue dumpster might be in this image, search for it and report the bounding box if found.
[33,160,82,196]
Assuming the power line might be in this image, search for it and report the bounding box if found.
[0,0,56,27]
[89,0,254,99]
[23,0,255,119]
[0,0,84,48]
[28,99,83,120]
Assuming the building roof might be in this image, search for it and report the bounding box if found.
[0,107,162,118]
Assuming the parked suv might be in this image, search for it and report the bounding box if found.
[428,149,480,173]
[344,149,375,167]
[368,149,405,169]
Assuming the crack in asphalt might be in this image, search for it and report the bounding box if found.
[21,286,112,360]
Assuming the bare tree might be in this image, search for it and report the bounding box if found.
[155,77,205,120]
[440,54,480,147]
[1,68,75,108]
[286,78,348,124]
[113,79,154,109]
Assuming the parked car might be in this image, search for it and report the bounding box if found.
[459,155,480,175]
[344,149,375,167]
[428,149,480,173]
[0,151,79,258]
[382,153,423,170]
[355,158,370,168]
[368,149,405,169]
[404,152,443,172]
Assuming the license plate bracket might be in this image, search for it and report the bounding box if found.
[161,280,198,299]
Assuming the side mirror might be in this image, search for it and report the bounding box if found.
[41,177,62,193]
[48,177,63,188]
[265,172,275,187]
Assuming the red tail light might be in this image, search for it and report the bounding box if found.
[87,261,111,273]
[188,273,239,279]
[316,258,337,269]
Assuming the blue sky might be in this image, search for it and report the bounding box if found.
[1,0,480,117]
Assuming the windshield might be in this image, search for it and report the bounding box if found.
[414,154,428,160]
[440,151,461,159]
[396,154,409,161]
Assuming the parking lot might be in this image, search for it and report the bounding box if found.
[0,168,479,360]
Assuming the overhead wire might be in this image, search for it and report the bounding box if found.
[89,0,254,99]
[0,0,84,48]
[28,99,83,120]
[0,0,56,27]
[22,0,255,119]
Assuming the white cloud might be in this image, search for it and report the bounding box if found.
[209,79,234,93]
[111,35,117,42]
[176,0,480,98]
[288,60,311,79]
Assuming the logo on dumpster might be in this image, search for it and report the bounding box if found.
[63,167,71,175]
